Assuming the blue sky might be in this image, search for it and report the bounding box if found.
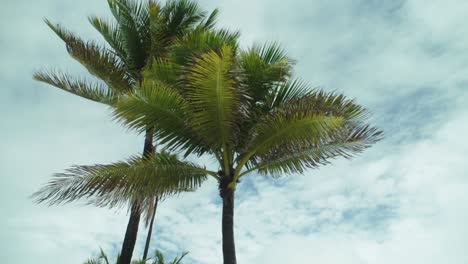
[1,0,468,263]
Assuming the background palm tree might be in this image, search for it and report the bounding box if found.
[33,0,221,262]
[84,247,187,264]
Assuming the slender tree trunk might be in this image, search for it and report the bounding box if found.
[143,196,159,260]
[119,203,142,264]
[119,129,154,264]
[219,175,237,264]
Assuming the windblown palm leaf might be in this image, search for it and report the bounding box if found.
[33,152,210,208]
[33,70,118,104]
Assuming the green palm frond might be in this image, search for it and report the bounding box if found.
[267,78,312,109]
[107,0,147,73]
[171,28,240,66]
[162,0,205,37]
[185,45,244,150]
[88,16,127,62]
[155,250,165,264]
[198,8,219,30]
[113,79,207,155]
[32,152,209,208]
[247,113,344,157]
[83,248,110,264]
[153,250,188,264]
[168,251,188,264]
[242,89,372,158]
[45,19,133,91]
[245,124,383,176]
[240,42,294,102]
[33,70,117,104]
[144,58,182,86]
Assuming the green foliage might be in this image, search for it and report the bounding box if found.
[32,152,209,208]
[84,249,188,264]
[35,0,221,105]
[112,40,383,188]
[33,70,118,104]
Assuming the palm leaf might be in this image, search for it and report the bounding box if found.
[108,0,147,73]
[32,152,209,208]
[33,70,117,104]
[240,42,294,102]
[162,0,205,37]
[113,79,208,155]
[198,8,219,30]
[44,19,133,91]
[171,28,240,67]
[185,45,243,150]
[246,124,383,176]
[88,16,128,62]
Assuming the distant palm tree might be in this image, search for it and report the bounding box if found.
[84,248,187,264]
[33,0,221,262]
[36,40,383,263]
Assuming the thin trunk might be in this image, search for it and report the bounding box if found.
[119,203,141,264]
[219,175,237,264]
[143,196,159,260]
[119,129,154,264]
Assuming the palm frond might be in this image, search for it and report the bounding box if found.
[108,0,147,73]
[243,88,373,158]
[32,152,209,208]
[162,0,205,37]
[169,252,188,264]
[144,57,182,86]
[198,8,219,30]
[246,124,383,176]
[113,79,207,155]
[240,42,294,102]
[267,78,312,109]
[246,113,344,158]
[185,45,243,149]
[44,19,133,91]
[171,28,240,66]
[33,70,117,104]
[88,16,127,62]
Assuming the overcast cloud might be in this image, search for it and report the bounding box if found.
[1,0,467,263]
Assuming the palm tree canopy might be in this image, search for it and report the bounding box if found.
[32,0,238,211]
[113,41,383,188]
[34,0,221,105]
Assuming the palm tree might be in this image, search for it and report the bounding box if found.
[36,40,382,263]
[33,0,221,262]
[113,43,383,263]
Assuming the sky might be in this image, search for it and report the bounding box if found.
[1,0,468,263]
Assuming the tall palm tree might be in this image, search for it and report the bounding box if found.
[113,43,383,263]
[33,0,221,262]
[35,41,383,263]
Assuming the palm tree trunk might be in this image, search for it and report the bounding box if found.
[142,196,159,260]
[119,203,142,264]
[219,176,237,264]
[119,129,154,264]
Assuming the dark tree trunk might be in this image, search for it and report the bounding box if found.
[142,196,159,260]
[219,175,237,264]
[119,203,142,264]
[119,129,154,264]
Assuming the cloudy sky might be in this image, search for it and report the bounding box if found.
[1,0,467,263]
